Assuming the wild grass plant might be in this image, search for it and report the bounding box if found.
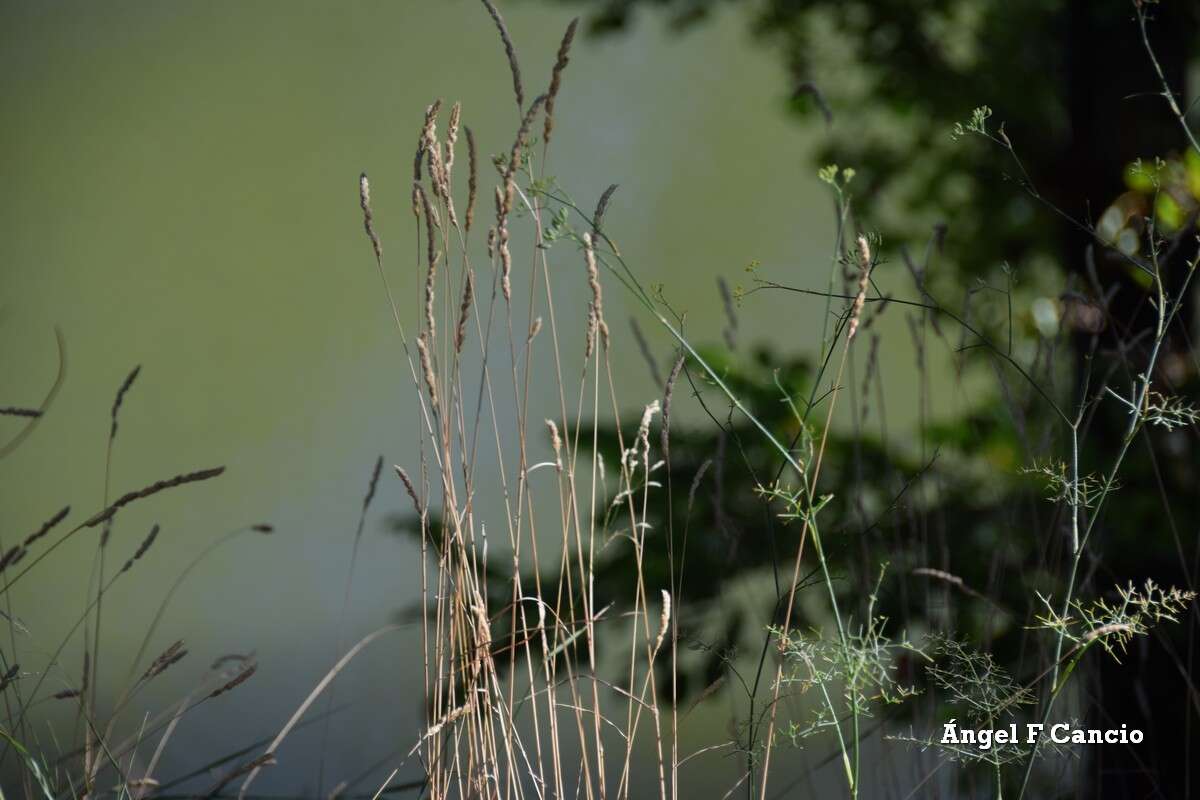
[1,0,1198,797]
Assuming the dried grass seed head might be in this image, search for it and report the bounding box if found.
[465,126,478,233]
[359,173,383,261]
[111,364,142,438]
[480,0,524,109]
[544,18,579,147]
[848,234,872,340]
[455,269,476,354]
[417,332,439,413]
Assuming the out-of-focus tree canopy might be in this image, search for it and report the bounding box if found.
[560,0,1198,300]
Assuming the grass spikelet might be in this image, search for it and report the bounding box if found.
[527,316,543,342]
[417,333,439,414]
[582,233,609,350]
[359,174,383,262]
[362,455,384,513]
[420,99,442,150]
[629,318,663,387]
[0,407,42,418]
[499,95,546,223]
[425,132,458,230]
[444,101,461,176]
[85,467,225,528]
[0,546,26,572]
[593,183,618,233]
[0,664,20,693]
[411,702,474,755]
[585,306,596,360]
[544,18,578,146]
[209,662,258,699]
[393,465,424,517]
[416,183,440,335]
[654,590,671,653]
[465,126,478,233]
[717,277,738,350]
[661,351,685,459]
[411,143,424,219]
[500,234,513,303]
[479,0,524,109]
[546,419,562,471]
[110,364,142,438]
[24,505,70,547]
[636,400,660,464]
[848,234,871,341]
[120,524,160,573]
[141,640,187,682]
[455,269,475,354]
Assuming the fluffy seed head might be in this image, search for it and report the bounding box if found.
[848,235,871,340]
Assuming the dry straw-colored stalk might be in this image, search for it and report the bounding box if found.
[544,18,579,146]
